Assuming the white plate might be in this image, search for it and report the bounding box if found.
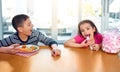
[18,45,40,53]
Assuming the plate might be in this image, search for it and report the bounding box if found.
[18,45,40,53]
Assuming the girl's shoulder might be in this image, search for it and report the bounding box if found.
[74,34,85,43]
[94,33,103,39]
[95,33,103,37]
[74,34,85,40]
[74,34,84,38]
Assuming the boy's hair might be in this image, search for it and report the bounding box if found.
[12,14,29,31]
[78,19,98,35]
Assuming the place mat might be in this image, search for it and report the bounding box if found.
[16,50,39,57]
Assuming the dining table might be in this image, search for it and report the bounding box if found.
[0,45,120,72]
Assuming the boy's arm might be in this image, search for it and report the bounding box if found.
[51,44,58,49]
[0,36,14,47]
[37,31,58,46]
[51,44,61,56]
[0,47,9,53]
[0,44,20,54]
[36,31,61,56]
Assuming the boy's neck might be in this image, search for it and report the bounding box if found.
[18,33,28,42]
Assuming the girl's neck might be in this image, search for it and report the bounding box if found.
[18,33,28,42]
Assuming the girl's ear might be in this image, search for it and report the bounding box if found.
[93,27,96,32]
[17,27,23,32]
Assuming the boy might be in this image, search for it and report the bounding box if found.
[0,14,61,56]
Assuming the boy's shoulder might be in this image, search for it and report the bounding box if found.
[31,30,43,36]
[3,32,18,40]
[32,30,39,33]
[31,30,39,35]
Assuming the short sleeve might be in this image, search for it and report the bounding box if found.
[94,33,103,44]
[74,35,85,43]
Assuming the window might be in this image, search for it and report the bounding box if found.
[1,0,119,43]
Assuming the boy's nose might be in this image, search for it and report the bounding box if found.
[32,24,34,27]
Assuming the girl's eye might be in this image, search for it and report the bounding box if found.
[87,28,90,30]
[81,29,84,32]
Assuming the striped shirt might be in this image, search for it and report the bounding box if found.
[0,30,58,47]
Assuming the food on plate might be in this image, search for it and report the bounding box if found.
[30,45,36,50]
[19,45,39,52]
[22,45,26,49]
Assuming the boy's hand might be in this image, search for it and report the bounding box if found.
[51,44,61,56]
[7,44,20,54]
[51,48,61,57]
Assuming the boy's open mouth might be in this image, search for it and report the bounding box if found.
[30,29,32,32]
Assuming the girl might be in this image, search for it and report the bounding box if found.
[64,20,103,51]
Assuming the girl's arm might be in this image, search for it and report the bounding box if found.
[91,43,102,51]
[64,38,88,48]
[91,33,103,51]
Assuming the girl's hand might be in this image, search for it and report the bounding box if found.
[88,33,95,44]
[89,32,94,39]
[80,39,89,47]
[86,36,95,45]
[7,44,20,54]
[91,44,100,51]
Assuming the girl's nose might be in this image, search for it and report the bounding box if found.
[85,32,89,36]
[84,31,88,35]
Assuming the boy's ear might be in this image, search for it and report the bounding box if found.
[17,27,23,32]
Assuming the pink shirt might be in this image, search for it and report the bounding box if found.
[74,33,103,44]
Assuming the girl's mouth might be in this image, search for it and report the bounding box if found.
[85,34,90,40]
[85,34,90,37]
[86,36,90,40]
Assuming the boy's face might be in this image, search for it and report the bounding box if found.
[80,23,95,38]
[18,18,33,36]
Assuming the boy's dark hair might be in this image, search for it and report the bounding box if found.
[12,14,29,31]
[78,19,98,35]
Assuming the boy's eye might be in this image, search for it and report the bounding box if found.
[28,24,31,26]
[28,23,32,26]
[27,22,32,26]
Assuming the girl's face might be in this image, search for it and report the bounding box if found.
[80,23,95,38]
[18,18,33,36]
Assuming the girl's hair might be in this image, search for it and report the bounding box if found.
[78,20,98,35]
[12,14,29,31]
